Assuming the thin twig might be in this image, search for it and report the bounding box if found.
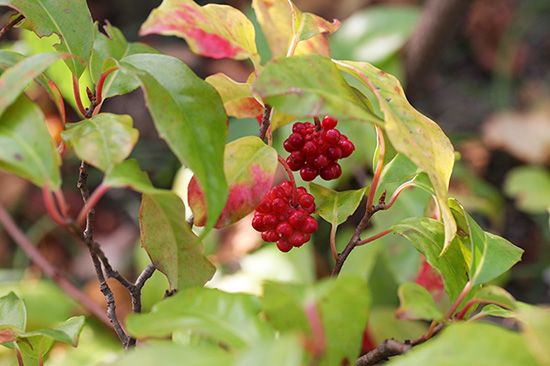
[356,228,392,246]
[0,14,24,40]
[258,105,272,141]
[331,203,385,276]
[77,161,130,347]
[0,203,110,327]
[356,324,444,366]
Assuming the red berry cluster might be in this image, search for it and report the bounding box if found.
[252,181,318,252]
[284,116,355,181]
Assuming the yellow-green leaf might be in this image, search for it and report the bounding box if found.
[336,60,456,252]
[139,192,215,290]
[0,96,61,188]
[61,113,139,173]
[252,0,339,58]
[206,73,263,119]
[0,0,94,76]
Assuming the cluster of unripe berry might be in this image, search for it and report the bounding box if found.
[252,181,317,252]
[284,116,355,181]
[253,116,355,252]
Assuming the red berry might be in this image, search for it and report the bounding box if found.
[252,215,266,231]
[313,154,329,169]
[262,230,278,242]
[339,139,355,158]
[321,116,337,129]
[326,147,342,160]
[303,217,318,233]
[298,193,315,208]
[300,167,318,181]
[287,151,305,171]
[289,210,307,228]
[302,141,318,157]
[287,133,304,148]
[276,222,293,238]
[252,181,318,252]
[324,129,341,144]
[289,232,307,246]
[320,163,342,180]
[276,239,293,252]
[271,198,287,214]
[263,214,277,229]
[292,122,306,134]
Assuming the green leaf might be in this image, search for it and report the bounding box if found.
[397,282,443,321]
[331,6,420,63]
[205,73,263,119]
[236,335,303,366]
[89,23,158,100]
[476,304,515,319]
[336,60,456,253]
[516,304,550,366]
[141,0,259,65]
[139,192,215,290]
[0,0,94,76]
[188,136,277,228]
[252,0,339,58]
[504,166,550,214]
[309,183,366,226]
[104,159,160,194]
[126,288,271,349]
[392,218,468,301]
[449,199,523,285]
[0,96,61,188]
[0,292,26,333]
[0,52,65,116]
[119,53,228,234]
[369,308,426,344]
[0,50,24,72]
[102,342,233,366]
[387,322,539,366]
[253,55,381,126]
[262,276,370,366]
[20,316,85,347]
[61,113,139,173]
[471,285,516,311]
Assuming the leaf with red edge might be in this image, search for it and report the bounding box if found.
[140,0,259,65]
[252,0,340,58]
[189,136,277,228]
[206,73,263,119]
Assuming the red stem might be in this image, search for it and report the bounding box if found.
[455,299,507,320]
[94,66,119,113]
[72,75,87,117]
[357,228,392,246]
[0,204,110,327]
[278,155,296,187]
[329,224,338,261]
[15,349,24,366]
[47,80,66,128]
[54,189,70,219]
[385,180,415,210]
[41,187,67,226]
[304,302,326,357]
[445,281,473,319]
[76,184,110,227]
[366,127,385,210]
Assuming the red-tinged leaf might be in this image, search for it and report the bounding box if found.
[415,256,445,301]
[252,0,340,58]
[140,0,259,64]
[0,329,15,344]
[296,34,331,57]
[205,73,263,119]
[189,136,277,228]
